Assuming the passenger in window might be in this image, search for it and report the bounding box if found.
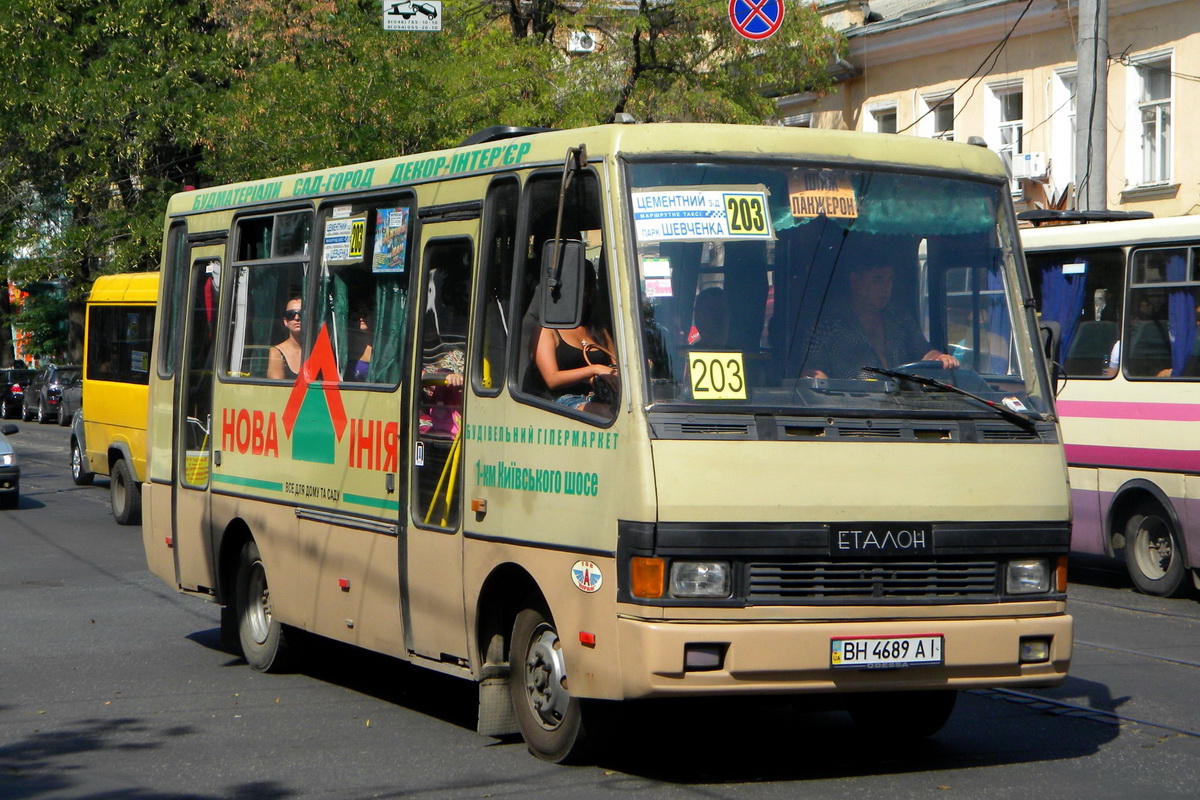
[688,287,730,348]
[804,261,957,379]
[533,261,618,413]
[349,306,374,381]
[267,296,302,380]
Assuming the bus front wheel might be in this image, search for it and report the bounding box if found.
[109,458,141,525]
[509,604,597,763]
[1124,501,1189,597]
[235,539,291,672]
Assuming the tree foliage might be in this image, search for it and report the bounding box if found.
[0,0,233,357]
[0,0,843,361]
[202,0,845,179]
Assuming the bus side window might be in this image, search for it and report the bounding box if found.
[513,171,615,420]
[319,202,413,386]
[474,177,520,395]
[87,306,154,385]
[1127,248,1200,379]
[227,211,312,380]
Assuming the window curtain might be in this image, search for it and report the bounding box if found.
[248,266,284,350]
[369,275,407,384]
[1040,264,1087,362]
[322,268,350,373]
[1167,254,1194,376]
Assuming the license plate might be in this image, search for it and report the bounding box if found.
[830,635,943,669]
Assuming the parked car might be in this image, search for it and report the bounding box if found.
[22,364,81,424]
[1,368,37,419]
[0,423,19,509]
[58,369,83,427]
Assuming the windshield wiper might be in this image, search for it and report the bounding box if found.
[861,366,1042,433]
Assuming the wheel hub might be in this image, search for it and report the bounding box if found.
[1134,516,1173,580]
[247,562,272,644]
[523,624,569,730]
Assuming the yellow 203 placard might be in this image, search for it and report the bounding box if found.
[688,352,747,400]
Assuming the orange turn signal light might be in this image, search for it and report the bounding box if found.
[631,557,665,598]
[1055,555,1068,593]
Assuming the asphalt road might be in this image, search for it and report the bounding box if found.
[4,421,1200,798]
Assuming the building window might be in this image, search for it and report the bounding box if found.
[1050,71,1076,199]
[996,87,1024,172]
[922,94,953,140]
[1137,57,1172,185]
[867,105,897,134]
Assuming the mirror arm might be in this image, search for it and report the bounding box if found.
[548,144,588,294]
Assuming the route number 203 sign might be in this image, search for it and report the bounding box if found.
[689,352,747,400]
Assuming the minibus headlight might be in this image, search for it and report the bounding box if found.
[1006,559,1050,594]
[0,453,14,467]
[669,562,731,598]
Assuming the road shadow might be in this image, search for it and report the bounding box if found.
[0,713,295,800]
[187,626,481,733]
[2,494,47,511]
[185,627,1122,783]
[1068,553,1134,591]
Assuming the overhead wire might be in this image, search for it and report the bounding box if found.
[895,0,1036,135]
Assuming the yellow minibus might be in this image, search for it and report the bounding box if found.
[71,271,157,524]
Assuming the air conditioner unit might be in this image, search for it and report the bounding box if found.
[568,31,596,54]
[1011,151,1048,181]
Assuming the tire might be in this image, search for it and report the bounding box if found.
[847,690,958,739]
[36,401,48,424]
[235,539,291,672]
[509,603,598,763]
[0,489,16,510]
[21,402,33,422]
[1124,501,1189,597]
[58,408,71,427]
[71,439,94,486]
[110,457,142,525]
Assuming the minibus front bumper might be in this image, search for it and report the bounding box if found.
[614,611,1072,698]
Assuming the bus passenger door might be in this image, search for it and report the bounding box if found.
[173,257,221,593]
[406,237,473,663]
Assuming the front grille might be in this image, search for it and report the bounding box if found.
[747,558,999,602]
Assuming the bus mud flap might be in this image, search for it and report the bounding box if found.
[477,664,518,736]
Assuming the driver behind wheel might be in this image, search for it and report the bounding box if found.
[803,258,958,380]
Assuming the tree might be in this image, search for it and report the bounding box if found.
[201,0,845,180]
[0,0,234,360]
[13,285,70,362]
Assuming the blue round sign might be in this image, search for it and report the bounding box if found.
[729,0,785,41]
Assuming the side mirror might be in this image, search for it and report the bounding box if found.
[539,239,586,329]
[1039,320,1061,363]
[1038,320,1065,396]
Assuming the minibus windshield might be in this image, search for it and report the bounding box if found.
[627,160,1047,419]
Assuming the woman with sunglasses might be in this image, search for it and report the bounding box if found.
[267,296,303,380]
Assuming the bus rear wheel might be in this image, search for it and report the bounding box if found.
[235,539,291,672]
[847,690,957,739]
[1124,501,1188,597]
[509,604,596,763]
[110,457,141,525]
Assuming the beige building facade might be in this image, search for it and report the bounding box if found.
[786,0,1200,217]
